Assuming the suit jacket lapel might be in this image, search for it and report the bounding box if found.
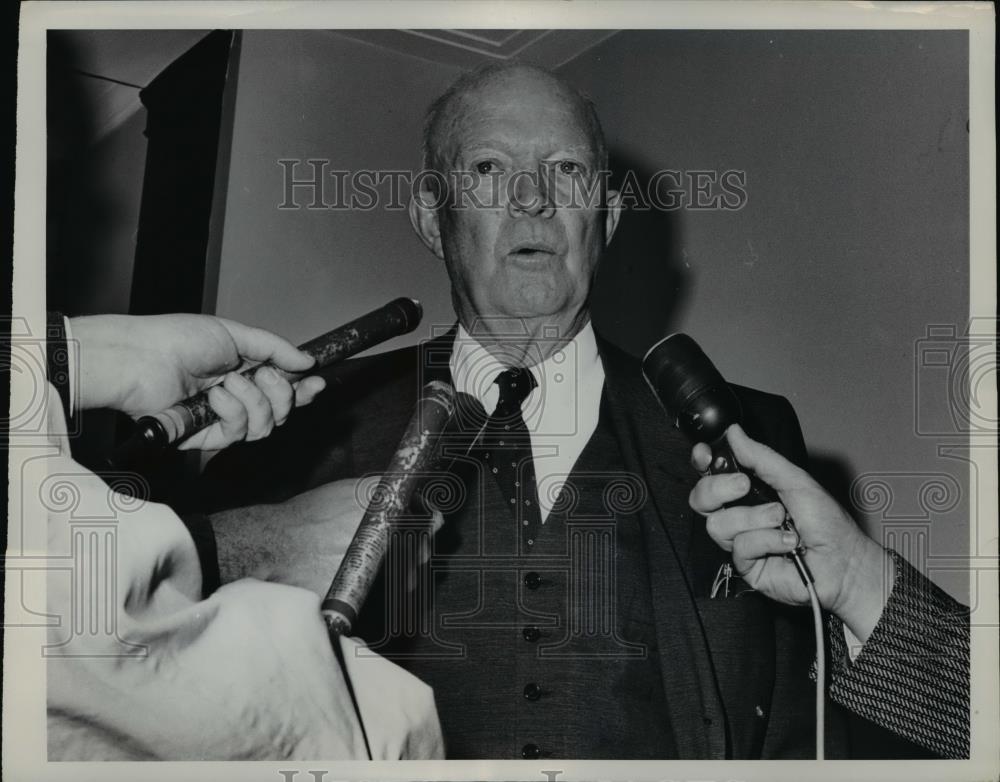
[598,335,729,758]
[416,326,457,385]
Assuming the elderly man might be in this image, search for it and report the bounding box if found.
[202,63,967,760]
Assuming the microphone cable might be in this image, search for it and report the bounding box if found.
[805,571,825,760]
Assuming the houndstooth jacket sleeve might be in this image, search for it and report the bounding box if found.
[827,549,970,758]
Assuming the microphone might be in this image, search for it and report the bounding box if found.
[642,333,814,587]
[409,390,490,516]
[107,297,423,469]
[322,380,456,638]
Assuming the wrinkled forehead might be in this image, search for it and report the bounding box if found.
[442,71,600,165]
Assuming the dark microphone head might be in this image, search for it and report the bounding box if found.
[389,297,423,332]
[641,333,743,444]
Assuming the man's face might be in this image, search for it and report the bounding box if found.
[420,71,619,337]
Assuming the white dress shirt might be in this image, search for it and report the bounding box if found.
[449,321,605,522]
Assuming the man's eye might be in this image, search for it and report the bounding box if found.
[558,161,583,175]
[475,161,499,175]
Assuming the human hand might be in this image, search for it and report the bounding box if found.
[72,314,326,450]
[689,424,893,642]
[210,476,443,598]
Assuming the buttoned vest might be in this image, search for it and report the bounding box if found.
[364,390,677,759]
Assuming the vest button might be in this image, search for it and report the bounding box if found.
[522,626,541,642]
[523,682,541,701]
[523,572,541,590]
[521,743,540,759]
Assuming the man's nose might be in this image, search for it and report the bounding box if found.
[507,168,555,218]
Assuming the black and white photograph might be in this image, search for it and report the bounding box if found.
[4,2,997,780]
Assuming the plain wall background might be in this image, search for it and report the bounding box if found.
[211,30,970,599]
[213,31,458,353]
[563,30,971,601]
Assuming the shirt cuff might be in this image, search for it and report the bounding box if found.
[828,551,899,667]
[46,311,73,422]
[843,622,864,663]
[64,316,78,416]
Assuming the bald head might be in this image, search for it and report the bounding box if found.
[421,63,608,182]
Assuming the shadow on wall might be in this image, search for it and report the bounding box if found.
[591,150,861,510]
[46,31,108,315]
[591,150,689,359]
[46,32,125,469]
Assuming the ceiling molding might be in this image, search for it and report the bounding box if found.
[48,28,621,152]
[329,29,619,70]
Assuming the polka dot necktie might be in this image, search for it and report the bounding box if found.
[481,367,542,547]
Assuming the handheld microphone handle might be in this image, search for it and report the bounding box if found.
[707,438,779,507]
[709,436,815,586]
[321,380,456,638]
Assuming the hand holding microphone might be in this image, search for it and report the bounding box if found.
[72,312,329,450]
[643,333,892,643]
[689,424,892,643]
[105,298,422,466]
[643,333,816,589]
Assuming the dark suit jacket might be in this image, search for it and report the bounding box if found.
[202,329,851,759]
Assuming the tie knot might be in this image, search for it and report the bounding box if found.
[494,367,536,410]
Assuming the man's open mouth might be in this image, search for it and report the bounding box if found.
[509,243,556,257]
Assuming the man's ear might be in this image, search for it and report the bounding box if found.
[604,189,623,247]
[408,191,445,259]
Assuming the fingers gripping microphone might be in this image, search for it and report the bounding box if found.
[642,333,814,588]
[108,297,423,469]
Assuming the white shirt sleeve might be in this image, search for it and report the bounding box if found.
[63,315,77,417]
[843,623,864,663]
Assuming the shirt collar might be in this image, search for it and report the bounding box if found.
[449,321,602,421]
